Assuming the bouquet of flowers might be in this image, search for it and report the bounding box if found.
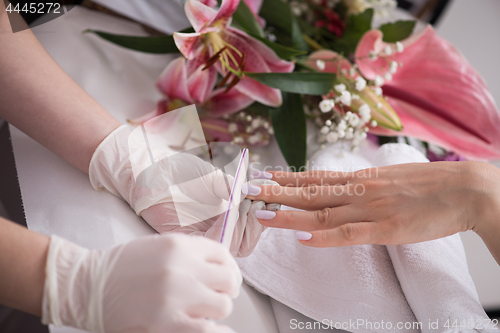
[86,0,500,168]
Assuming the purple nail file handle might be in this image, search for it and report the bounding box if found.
[220,148,248,248]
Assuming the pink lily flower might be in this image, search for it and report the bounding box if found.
[355,26,500,160]
[173,0,294,107]
[129,56,254,125]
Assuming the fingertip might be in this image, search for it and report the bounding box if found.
[252,170,273,180]
[295,231,312,241]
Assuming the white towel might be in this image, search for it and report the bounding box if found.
[238,143,490,333]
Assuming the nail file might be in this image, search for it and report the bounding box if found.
[220,148,249,249]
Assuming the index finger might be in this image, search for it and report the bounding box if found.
[254,169,378,187]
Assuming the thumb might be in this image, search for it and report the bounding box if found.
[212,169,235,201]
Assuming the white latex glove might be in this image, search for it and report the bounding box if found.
[89,125,272,257]
[42,233,242,333]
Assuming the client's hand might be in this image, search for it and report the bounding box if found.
[42,233,241,333]
[89,125,268,257]
[248,162,500,253]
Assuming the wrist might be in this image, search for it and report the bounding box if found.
[42,236,104,331]
[464,162,500,238]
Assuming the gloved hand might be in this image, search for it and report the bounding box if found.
[141,178,280,257]
[89,125,275,257]
[42,233,242,333]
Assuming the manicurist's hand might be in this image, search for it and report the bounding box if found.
[248,162,500,264]
[42,233,242,333]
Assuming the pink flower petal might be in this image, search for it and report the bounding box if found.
[358,26,500,160]
[173,31,204,59]
[307,50,354,76]
[185,0,218,32]
[202,87,254,116]
[228,27,295,73]
[209,0,240,26]
[235,76,282,107]
[173,28,218,59]
[156,57,193,103]
[187,64,217,104]
[201,0,217,7]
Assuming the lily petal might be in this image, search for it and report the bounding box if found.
[185,0,218,32]
[210,0,240,26]
[235,76,282,107]
[173,29,217,59]
[187,64,217,104]
[156,57,194,103]
[357,26,500,160]
[307,50,355,77]
[202,87,254,116]
[229,27,295,73]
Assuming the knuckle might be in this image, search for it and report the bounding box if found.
[338,224,358,242]
[213,295,233,320]
[300,185,320,203]
[314,208,332,227]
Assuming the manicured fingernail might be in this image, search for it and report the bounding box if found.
[255,210,276,220]
[253,170,273,180]
[242,184,261,196]
[296,231,312,241]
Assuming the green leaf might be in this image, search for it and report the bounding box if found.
[379,20,416,42]
[232,0,265,38]
[270,93,307,170]
[244,72,337,95]
[251,35,306,60]
[259,0,308,51]
[333,8,373,55]
[84,30,179,54]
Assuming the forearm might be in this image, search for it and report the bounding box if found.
[0,3,120,173]
[0,217,50,316]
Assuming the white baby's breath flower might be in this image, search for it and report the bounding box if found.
[319,99,335,113]
[316,59,326,71]
[349,115,360,127]
[228,123,238,133]
[371,120,378,127]
[396,41,404,53]
[326,131,339,143]
[325,119,332,126]
[352,94,360,100]
[340,91,352,106]
[337,129,346,139]
[337,119,347,131]
[374,75,385,87]
[251,118,262,129]
[389,61,398,74]
[384,72,393,81]
[369,50,378,61]
[349,67,356,77]
[320,126,330,134]
[250,154,260,162]
[248,132,263,145]
[334,83,346,93]
[376,102,383,109]
[384,45,393,56]
[373,86,383,96]
[355,76,367,91]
